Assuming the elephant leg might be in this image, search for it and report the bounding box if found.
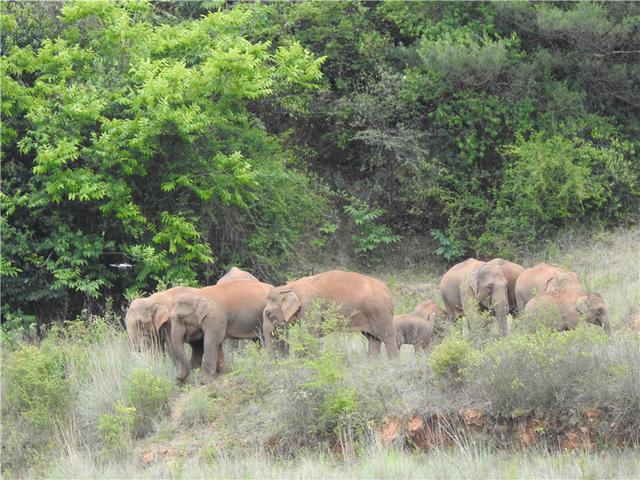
[170,322,190,382]
[384,334,400,358]
[189,339,204,369]
[216,346,225,374]
[200,331,224,385]
[364,332,382,358]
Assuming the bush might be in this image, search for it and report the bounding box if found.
[469,326,619,420]
[343,196,400,259]
[97,401,136,459]
[429,335,479,387]
[482,130,639,254]
[124,370,174,438]
[3,343,74,430]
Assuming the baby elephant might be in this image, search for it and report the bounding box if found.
[394,300,444,352]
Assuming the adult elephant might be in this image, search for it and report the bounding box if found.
[514,263,582,312]
[168,279,272,384]
[488,258,525,315]
[525,289,611,334]
[124,287,205,368]
[217,266,259,284]
[262,270,398,357]
[439,258,509,335]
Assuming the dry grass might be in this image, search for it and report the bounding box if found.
[44,444,640,479]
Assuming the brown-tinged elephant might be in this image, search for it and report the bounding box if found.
[439,258,510,335]
[217,266,259,284]
[262,270,398,357]
[394,300,444,352]
[488,258,525,314]
[168,279,273,384]
[514,263,582,312]
[525,290,611,334]
[124,287,205,368]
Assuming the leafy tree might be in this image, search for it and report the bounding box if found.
[2,1,326,327]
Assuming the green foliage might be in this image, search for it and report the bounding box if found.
[2,0,328,326]
[430,229,464,263]
[231,341,273,398]
[481,130,638,252]
[344,196,400,257]
[3,343,74,431]
[124,369,174,437]
[97,401,136,459]
[469,326,627,420]
[428,335,478,386]
[3,0,640,330]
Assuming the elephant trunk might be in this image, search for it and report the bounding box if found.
[492,291,509,336]
[262,316,276,351]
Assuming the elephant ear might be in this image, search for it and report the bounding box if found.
[192,296,214,326]
[280,291,301,323]
[468,270,480,296]
[151,304,171,330]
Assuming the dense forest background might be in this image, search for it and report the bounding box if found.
[2,1,639,330]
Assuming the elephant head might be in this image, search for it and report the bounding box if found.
[468,264,509,334]
[576,293,611,334]
[546,272,581,294]
[262,287,301,344]
[413,300,444,323]
[124,298,170,350]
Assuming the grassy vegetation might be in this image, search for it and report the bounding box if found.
[2,226,639,478]
[44,446,640,479]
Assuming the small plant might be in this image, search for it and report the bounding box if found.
[430,228,464,262]
[124,369,174,437]
[344,196,400,257]
[180,388,219,428]
[97,401,136,459]
[231,341,273,398]
[428,335,478,386]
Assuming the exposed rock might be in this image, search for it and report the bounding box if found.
[379,416,402,446]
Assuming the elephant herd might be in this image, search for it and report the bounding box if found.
[439,258,610,335]
[125,260,610,384]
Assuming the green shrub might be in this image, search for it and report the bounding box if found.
[429,335,479,386]
[231,341,273,398]
[3,343,74,430]
[344,196,400,258]
[469,326,614,419]
[483,130,639,253]
[97,401,136,459]
[124,370,174,438]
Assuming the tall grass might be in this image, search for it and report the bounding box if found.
[44,445,640,479]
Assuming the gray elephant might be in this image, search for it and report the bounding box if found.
[394,300,444,352]
[216,266,259,284]
[487,258,525,315]
[515,263,582,312]
[262,270,398,357]
[525,289,611,334]
[439,258,510,335]
[124,287,204,368]
[168,279,272,384]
